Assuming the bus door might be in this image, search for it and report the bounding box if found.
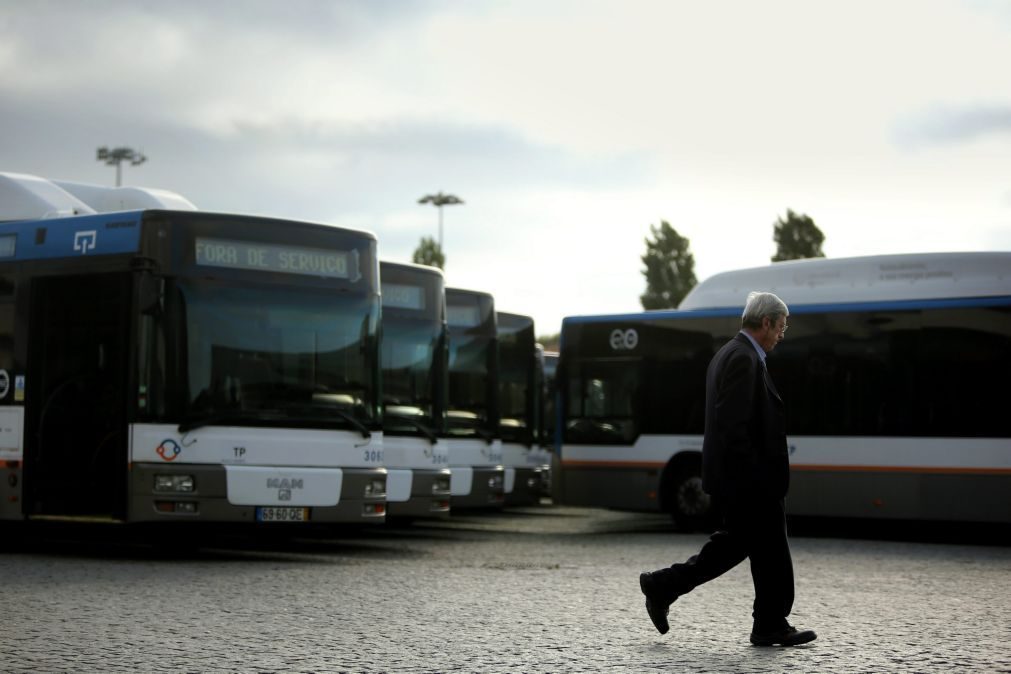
[24,272,131,519]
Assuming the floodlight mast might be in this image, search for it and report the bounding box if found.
[417,191,464,251]
[96,146,147,186]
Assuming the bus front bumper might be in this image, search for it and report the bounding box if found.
[450,466,505,509]
[386,468,452,519]
[128,464,387,524]
[504,465,551,505]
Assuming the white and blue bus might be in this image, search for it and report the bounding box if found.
[0,177,386,525]
[380,261,452,518]
[540,348,559,499]
[557,252,1011,528]
[445,287,504,507]
[497,312,551,504]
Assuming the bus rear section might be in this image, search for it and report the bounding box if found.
[380,261,452,519]
[558,252,1011,528]
[0,207,387,525]
[558,315,720,528]
[445,288,504,508]
[497,312,551,505]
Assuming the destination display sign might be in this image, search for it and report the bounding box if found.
[447,304,482,327]
[195,238,355,280]
[382,283,426,310]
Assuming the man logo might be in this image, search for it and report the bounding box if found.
[610,328,639,351]
[73,230,98,254]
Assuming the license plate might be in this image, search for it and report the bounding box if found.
[255,507,310,523]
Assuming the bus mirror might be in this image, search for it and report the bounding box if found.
[138,276,163,316]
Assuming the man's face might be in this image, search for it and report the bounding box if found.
[759,315,788,352]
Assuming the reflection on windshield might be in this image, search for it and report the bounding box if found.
[498,380,528,442]
[447,333,496,438]
[564,366,638,444]
[382,319,444,435]
[179,280,378,429]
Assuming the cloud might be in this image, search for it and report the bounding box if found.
[0,93,651,235]
[896,104,1011,147]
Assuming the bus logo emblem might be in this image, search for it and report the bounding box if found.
[73,230,98,254]
[610,328,638,351]
[156,439,182,462]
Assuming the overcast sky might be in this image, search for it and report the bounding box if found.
[3,0,1010,335]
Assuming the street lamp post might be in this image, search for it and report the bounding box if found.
[96,146,148,186]
[418,192,464,251]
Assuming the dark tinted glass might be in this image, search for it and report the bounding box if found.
[176,278,380,429]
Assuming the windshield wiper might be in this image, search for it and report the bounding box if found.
[280,403,372,439]
[178,406,372,439]
[473,425,496,444]
[177,411,264,434]
[328,407,372,439]
[385,412,438,444]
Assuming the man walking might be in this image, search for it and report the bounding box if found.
[639,291,816,647]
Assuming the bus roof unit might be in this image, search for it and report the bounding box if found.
[679,252,1011,310]
[0,172,96,222]
[52,180,197,213]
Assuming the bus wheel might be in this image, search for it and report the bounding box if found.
[670,468,713,531]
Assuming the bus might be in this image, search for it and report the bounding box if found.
[0,194,386,525]
[380,261,452,518]
[497,312,551,504]
[445,288,504,507]
[557,252,1011,528]
[540,348,560,498]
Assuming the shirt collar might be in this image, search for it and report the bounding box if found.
[739,330,767,365]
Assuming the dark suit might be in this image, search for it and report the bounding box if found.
[652,333,795,630]
[702,333,789,501]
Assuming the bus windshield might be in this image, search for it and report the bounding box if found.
[382,317,444,435]
[177,279,379,430]
[498,325,533,444]
[447,333,496,439]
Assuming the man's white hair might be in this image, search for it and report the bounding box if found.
[742,291,789,329]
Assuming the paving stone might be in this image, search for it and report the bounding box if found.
[2,507,1009,673]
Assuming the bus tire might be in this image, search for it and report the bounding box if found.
[667,464,714,531]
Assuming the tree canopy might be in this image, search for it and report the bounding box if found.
[412,236,445,270]
[640,220,697,310]
[772,209,825,262]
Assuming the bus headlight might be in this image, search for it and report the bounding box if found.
[154,475,195,493]
[364,477,386,498]
[488,474,504,491]
[432,476,451,494]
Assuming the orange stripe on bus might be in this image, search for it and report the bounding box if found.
[561,460,1011,476]
[561,460,666,469]
[791,464,1011,476]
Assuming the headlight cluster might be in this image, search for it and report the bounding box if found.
[364,477,386,498]
[154,475,195,493]
[432,476,451,494]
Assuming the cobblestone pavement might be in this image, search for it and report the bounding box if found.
[2,507,1010,673]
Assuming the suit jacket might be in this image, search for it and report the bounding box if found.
[701,333,790,501]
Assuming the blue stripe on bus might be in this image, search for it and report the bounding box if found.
[561,295,1011,326]
[0,211,144,260]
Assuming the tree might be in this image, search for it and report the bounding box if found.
[537,332,560,352]
[412,236,445,270]
[640,220,697,310]
[771,209,825,262]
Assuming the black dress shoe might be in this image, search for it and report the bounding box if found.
[749,624,817,647]
[639,572,673,635]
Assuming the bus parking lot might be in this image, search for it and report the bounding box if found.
[3,506,1010,673]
